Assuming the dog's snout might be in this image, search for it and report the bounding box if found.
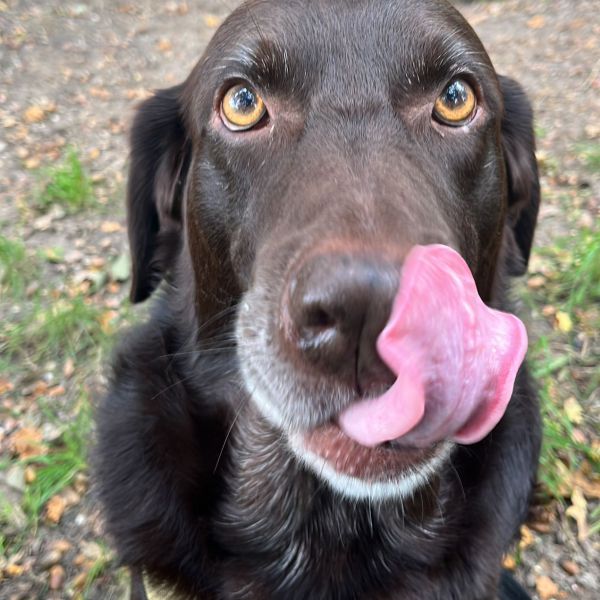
[283,251,399,392]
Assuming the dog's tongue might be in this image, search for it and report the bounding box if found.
[338,244,527,448]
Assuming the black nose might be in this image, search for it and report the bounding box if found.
[283,251,399,393]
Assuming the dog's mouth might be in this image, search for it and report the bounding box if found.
[292,421,442,480]
[287,420,453,500]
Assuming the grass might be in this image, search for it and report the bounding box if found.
[0,235,39,298]
[21,397,91,523]
[36,148,94,213]
[2,295,111,363]
[576,141,600,172]
[527,227,600,503]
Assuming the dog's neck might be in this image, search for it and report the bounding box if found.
[210,406,455,597]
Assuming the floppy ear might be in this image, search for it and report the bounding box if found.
[498,75,541,276]
[127,84,191,302]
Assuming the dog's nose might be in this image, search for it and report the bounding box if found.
[283,251,399,392]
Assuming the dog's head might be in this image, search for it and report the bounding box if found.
[125,0,539,499]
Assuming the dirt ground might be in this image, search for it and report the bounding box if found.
[0,1,598,599]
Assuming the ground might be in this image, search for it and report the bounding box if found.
[0,1,598,599]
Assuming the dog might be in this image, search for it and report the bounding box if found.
[96,1,542,598]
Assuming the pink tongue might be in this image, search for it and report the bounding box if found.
[338,244,527,448]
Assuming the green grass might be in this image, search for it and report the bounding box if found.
[0,235,39,298]
[22,397,91,523]
[527,228,600,503]
[83,541,114,594]
[576,142,600,172]
[565,230,600,311]
[37,148,94,213]
[2,295,110,362]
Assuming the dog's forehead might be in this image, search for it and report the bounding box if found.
[207,0,491,81]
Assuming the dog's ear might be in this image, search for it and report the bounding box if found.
[499,75,541,276]
[127,84,191,302]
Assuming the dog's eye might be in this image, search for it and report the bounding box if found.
[433,80,476,126]
[221,83,266,131]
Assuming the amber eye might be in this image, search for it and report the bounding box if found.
[221,83,266,131]
[433,79,477,125]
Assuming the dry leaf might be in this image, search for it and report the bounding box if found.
[100,220,122,233]
[0,378,14,395]
[89,87,111,100]
[49,564,65,590]
[560,560,579,576]
[157,38,173,52]
[518,524,534,550]
[527,15,545,29]
[52,539,72,555]
[23,105,46,123]
[46,495,67,524]
[555,311,573,333]
[24,465,37,484]
[5,563,25,577]
[536,575,559,600]
[100,310,119,334]
[541,305,556,317]
[203,14,222,28]
[572,470,600,499]
[63,357,75,379]
[9,427,45,459]
[502,554,516,570]
[48,385,66,398]
[563,396,582,424]
[565,487,588,541]
[527,275,545,289]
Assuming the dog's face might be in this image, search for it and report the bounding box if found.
[127,0,538,499]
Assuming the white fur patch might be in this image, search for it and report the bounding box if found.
[240,356,453,501]
[289,435,453,501]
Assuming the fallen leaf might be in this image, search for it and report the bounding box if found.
[563,396,582,424]
[560,560,579,576]
[100,310,119,334]
[518,524,534,550]
[110,252,131,282]
[157,38,173,52]
[541,305,556,317]
[572,470,600,499]
[63,357,75,379]
[555,311,573,333]
[89,87,111,101]
[502,554,516,570]
[565,487,588,541]
[24,465,37,484]
[527,275,546,289]
[52,539,72,554]
[100,220,122,233]
[203,14,221,28]
[90,256,106,269]
[49,564,65,590]
[71,571,88,590]
[9,427,45,459]
[536,575,559,600]
[23,105,46,123]
[24,156,41,169]
[5,563,25,577]
[0,378,14,395]
[46,495,67,524]
[48,385,66,398]
[527,15,545,29]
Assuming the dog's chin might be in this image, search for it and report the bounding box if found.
[289,426,453,501]
[241,363,453,501]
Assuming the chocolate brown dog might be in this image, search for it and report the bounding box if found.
[96,1,541,598]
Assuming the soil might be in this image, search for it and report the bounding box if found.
[0,1,598,599]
